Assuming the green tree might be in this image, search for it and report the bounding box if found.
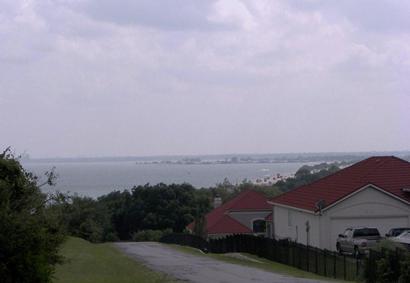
[275,163,341,192]
[0,149,65,283]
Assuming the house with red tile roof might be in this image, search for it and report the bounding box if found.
[187,190,272,238]
[268,156,410,251]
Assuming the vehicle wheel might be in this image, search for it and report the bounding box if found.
[336,243,342,255]
[354,246,360,258]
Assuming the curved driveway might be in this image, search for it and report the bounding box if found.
[115,242,329,283]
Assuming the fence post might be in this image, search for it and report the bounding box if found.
[343,254,346,280]
[356,257,360,278]
[368,249,375,283]
[315,248,318,274]
[324,249,327,277]
[306,245,309,272]
[290,241,293,266]
[333,252,337,278]
[298,244,302,269]
[273,238,276,261]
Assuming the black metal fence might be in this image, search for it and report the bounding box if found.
[209,234,361,281]
[160,233,362,281]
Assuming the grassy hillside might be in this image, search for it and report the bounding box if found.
[54,237,176,283]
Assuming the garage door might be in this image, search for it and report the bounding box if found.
[329,216,409,251]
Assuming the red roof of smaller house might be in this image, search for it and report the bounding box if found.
[270,156,410,212]
[188,190,270,235]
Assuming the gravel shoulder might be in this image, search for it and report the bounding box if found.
[115,242,331,283]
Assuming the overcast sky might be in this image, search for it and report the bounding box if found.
[1,0,409,158]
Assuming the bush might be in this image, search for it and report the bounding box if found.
[364,246,410,283]
[132,229,172,242]
[372,239,406,252]
[49,194,118,243]
[399,257,410,283]
[0,150,65,283]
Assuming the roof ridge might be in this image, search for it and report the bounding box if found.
[216,190,248,211]
[388,155,410,164]
[358,157,391,183]
[195,190,258,227]
[270,158,370,201]
[270,156,410,212]
[356,156,410,184]
[225,189,258,208]
[228,190,270,210]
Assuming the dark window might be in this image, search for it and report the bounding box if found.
[353,228,380,237]
[391,228,410,237]
[253,219,266,233]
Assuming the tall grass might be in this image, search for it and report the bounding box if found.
[54,237,176,283]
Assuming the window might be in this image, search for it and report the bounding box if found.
[253,219,266,233]
[353,228,380,238]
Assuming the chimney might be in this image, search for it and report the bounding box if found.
[213,196,222,208]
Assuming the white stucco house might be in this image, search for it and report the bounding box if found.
[268,156,410,251]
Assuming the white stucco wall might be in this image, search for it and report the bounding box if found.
[321,186,410,250]
[273,205,320,247]
[273,185,410,251]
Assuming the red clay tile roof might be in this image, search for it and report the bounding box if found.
[270,156,410,212]
[207,214,251,234]
[227,189,272,211]
[188,190,270,235]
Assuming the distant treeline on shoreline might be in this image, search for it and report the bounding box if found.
[21,151,410,164]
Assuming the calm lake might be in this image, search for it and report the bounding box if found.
[23,161,311,198]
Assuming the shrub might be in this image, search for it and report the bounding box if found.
[0,150,65,283]
[372,239,406,252]
[398,256,410,283]
[364,245,410,283]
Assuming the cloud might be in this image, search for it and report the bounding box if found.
[0,0,409,157]
[287,0,410,33]
[64,0,228,31]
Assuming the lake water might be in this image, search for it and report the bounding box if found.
[22,161,310,198]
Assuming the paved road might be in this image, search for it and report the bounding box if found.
[115,242,329,283]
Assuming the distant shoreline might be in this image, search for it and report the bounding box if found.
[22,151,410,164]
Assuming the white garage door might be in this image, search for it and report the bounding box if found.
[329,217,409,251]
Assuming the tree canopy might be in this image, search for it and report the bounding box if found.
[47,162,342,242]
[0,150,65,283]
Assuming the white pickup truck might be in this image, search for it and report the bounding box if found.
[336,227,381,257]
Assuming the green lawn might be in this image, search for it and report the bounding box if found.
[54,237,177,283]
[168,244,350,282]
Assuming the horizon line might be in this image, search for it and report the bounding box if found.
[22,149,410,161]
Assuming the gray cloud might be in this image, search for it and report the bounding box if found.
[0,0,409,157]
[67,0,229,31]
[287,0,410,33]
